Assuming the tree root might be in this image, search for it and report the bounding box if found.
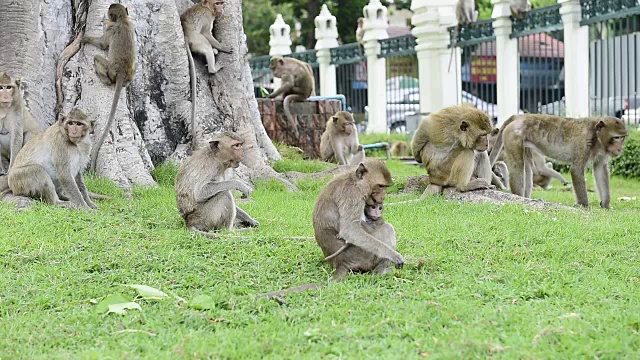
[55,31,84,119]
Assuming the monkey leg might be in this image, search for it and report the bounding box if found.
[235,206,259,228]
[283,94,307,138]
[523,148,535,198]
[371,223,397,274]
[569,165,590,207]
[8,165,68,207]
[538,162,568,185]
[332,265,349,281]
[189,35,221,74]
[186,191,235,232]
[93,55,114,85]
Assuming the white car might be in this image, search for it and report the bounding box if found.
[622,107,640,125]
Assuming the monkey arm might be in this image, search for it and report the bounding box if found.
[75,173,97,209]
[337,218,403,265]
[593,158,610,209]
[235,206,259,227]
[196,180,249,203]
[57,168,89,208]
[82,35,109,51]
[268,75,294,98]
[203,32,231,53]
[332,142,348,166]
[9,126,24,169]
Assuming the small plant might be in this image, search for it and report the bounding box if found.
[611,129,640,178]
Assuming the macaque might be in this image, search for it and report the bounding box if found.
[181,0,234,149]
[510,0,532,18]
[82,3,137,171]
[7,109,97,209]
[0,72,40,175]
[390,141,410,158]
[448,0,478,72]
[349,145,366,166]
[411,104,494,195]
[320,111,360,165]
[490,114,627,208]
[268,57,315,138]
[175,131,259,238]
[356,17,365,57]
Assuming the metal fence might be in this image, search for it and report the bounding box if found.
[581,0,640,125]
[331,43,368,126]
[379,35,419,133]
[512,4,565,116]
[449,19,499,124]
[248,50,321,99]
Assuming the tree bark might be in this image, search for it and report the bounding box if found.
[0,0,287,190]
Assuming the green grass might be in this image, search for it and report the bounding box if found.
[2,158,640,359]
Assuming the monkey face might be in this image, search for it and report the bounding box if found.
[212,0,225,17]
[596,118,628,157]
[474,133,489,152]
[364,202,383,221]
[108,4,128,22]
[64,119,90,143]
[0,84,15,109]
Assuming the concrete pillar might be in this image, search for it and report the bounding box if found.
[363,0,389,134]
[314,5,338,96]
[269,14,292,91]
[411,0,460,114]
[492,0,520,126]
[559,0,590,117]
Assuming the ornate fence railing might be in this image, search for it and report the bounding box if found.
[379,34,416,58]
[511,4,563,38]
[581,0,640,25]
[448,19,496,48]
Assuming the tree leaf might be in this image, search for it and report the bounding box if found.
[95,293,131,314]
[188,295,216,310]
[107,302,142,315]
[125,284,169,300]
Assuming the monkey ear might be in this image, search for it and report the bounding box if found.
[209,140,220,151]
[332,116,338,123]
[596,121,605,132]
[355,163,367,180]
[278,58,285,66]
[14,78,22,88]
[460,121,469,132]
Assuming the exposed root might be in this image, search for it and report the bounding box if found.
[55,31,84,119]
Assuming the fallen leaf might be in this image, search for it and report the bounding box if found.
[107,302,142,315]
[188,294,215,310]
[125,284,169,301]
[95,294,131,314]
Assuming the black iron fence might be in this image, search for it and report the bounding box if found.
[331,43,368,126]
[379,34,419,133]
[449,19,499,124]
[582,0,640,125]
[512,4,565,116]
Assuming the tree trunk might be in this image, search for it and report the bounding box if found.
[0,0,287,190]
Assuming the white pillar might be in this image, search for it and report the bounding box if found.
[559,0,590,117]
[363,0,389,134]
[314,5,338,96]
[269,14,292,91]
[492,0,520,126]
[411,0,460,114]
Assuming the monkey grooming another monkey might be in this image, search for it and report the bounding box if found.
[267,57,315,138]
[490,114,627,208]
[510,0,532,19]
[0,72,41,175]
[181,0,233,149]
[411,104,494,195]
[448,0,478,72]
[320,111,361,165]
[175,131,259,238]
[82,3,137,172]
[7,109,97,209]
[390,141,410,158]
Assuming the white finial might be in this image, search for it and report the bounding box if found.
[314,4,339,50]
[269,14,292,56]
[362,0,389,42]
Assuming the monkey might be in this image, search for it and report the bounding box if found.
[510,0,532,19]
[489,124,568,190]
[7,109,98,209]
[356,17,365,58]
[390,140,410,157]
[348,145,366,166]
[492,160,510,190]
[489,114,627,208]
[181,0,233,149]
[0,72,41,175]
[448,0,478,72]
[175,131,259,238]
[82,3,137,172]
[267,57,315,138]
[320,111,361,165]
[259,163,400,299]
[411,104,494,195]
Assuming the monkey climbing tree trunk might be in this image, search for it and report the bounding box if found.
[0,0,288,190]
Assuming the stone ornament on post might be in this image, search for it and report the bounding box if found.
[492,0,520,126]
[363,0,389,134]
[559,0,589,118]
[269,14,292,93]
[314,5,338,96]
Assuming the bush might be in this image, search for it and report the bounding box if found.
[611,129,640,178]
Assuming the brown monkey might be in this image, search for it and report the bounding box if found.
[268,57,315,138]
[175,131,259,238]
[510,0,532,18]
[320,111,360,165]
[349,145,366,166]
[315,159,403,280]
[411,104,494,195]
[7,109,97,209]
[82,3,137,171]
[390,140,410,157]
[490,114,627,208]
[181,0,233,149]
[0,72,41,174]
[448,0,478,72]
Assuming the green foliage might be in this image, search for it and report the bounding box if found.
[611,129,640,178]
[243,0,295,54]
[151,162,178,187]
[477,0,559,19]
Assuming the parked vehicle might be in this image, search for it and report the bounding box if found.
[538,94,640,119]
[622,107,640,125]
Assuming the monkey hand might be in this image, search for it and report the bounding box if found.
[235,181,253,199]
[219,45,234,54]
[388,251,404,269]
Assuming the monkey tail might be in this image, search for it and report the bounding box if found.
[185,41,197,150]
[324,244,351,262]
[283,94,306,138]
[488,115,518,166]
[447,25,460,73]
[90,75,124,172]
[257,282,325,299]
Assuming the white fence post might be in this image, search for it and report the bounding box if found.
[269,14,292,91]
[411,0,460,114]
[559,0,590,117]
[492,0,520,126]
[363,0,389,134]
[314,5,338,96]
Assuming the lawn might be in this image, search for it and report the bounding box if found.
[1,154,640,359]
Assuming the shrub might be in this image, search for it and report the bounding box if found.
[611,129,640,178]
